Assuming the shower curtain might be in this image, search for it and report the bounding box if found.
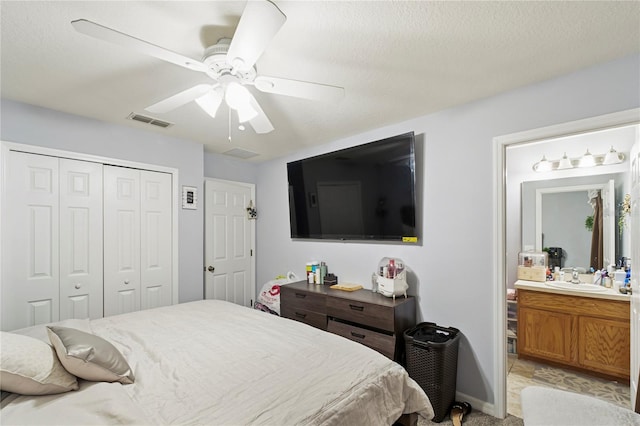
[590,191,603,270]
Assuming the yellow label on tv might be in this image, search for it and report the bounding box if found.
[402,236,418,243]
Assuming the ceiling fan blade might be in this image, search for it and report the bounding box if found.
[145,84,214,113]
[71,19,207,73]
[195,88,224,118]
[254,76,344,102]
[246,94,274,134]
[226,0,286,71]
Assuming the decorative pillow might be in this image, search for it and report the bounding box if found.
[0,332,78,395]
[11,318,93,344]
[47,326,135,384]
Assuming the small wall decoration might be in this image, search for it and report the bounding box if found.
[246,200,257,220]
[182,186,197,210]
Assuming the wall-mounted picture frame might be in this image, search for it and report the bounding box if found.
[182,186,197,210]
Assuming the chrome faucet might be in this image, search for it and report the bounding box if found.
[571,268,580,284]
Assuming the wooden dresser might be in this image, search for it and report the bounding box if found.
[280,281,416,363]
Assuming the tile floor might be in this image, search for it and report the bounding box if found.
[506,354,631,418]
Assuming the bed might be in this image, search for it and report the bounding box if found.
[1,300,433,425]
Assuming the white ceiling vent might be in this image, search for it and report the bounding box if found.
[127,112,173,128]
[223,148,260,159]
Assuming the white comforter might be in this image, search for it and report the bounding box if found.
[1,300,433,425]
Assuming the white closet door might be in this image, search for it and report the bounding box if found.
[140,170,172,310]
[59,159,103,320]
[103,166,141,316]
[2,152,59,330]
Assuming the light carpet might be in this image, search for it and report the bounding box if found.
[420,412,524,426]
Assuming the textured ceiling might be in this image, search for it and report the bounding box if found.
[1,1,639,162]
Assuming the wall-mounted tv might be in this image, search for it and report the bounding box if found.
[287,132,418,242]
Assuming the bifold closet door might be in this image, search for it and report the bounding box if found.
[103,166,141,316]
[103,166,172,317]
[2,153,103,331]
[59,159,104,320]
[140,170,172,310]
[3,152,60,331]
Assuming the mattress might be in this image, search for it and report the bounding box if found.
[1,300,433,425]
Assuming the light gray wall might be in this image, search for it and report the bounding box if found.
[0,99,205,303]
[204,151,258,183]
[255,53,640,408]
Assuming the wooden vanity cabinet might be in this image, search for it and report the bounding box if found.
[517,289,630,381]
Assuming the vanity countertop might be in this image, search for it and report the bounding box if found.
[515,279,630,302]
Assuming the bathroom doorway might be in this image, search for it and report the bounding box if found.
[494,109,640,418]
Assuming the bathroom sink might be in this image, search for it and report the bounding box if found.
[545,281,608,292]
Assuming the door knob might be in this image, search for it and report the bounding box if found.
[207,266,215,272]
[124,280,130,285]
[75,283,82,289]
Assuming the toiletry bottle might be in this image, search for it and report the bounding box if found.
[388,259,396,279]
[320,262,327,284]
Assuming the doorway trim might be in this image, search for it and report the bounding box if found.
[492,108,640,418]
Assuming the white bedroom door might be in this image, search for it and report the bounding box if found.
[204,179,254,307]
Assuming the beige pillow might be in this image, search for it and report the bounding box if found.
[11,318,92,344]
[47,326,135,384]
[0,332,78,395]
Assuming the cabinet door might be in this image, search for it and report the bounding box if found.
[103,166,141,316]
[140,170,172,310]
[578,316,630,379]
[59,159,103,320]
[2,152,59,330]
[518,307,573,363]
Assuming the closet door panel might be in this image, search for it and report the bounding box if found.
[59,159,103,320]
[103,166,141,316]
[2,152,59,330]
[140,170,172,310]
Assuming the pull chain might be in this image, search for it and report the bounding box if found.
[228,107,232,142]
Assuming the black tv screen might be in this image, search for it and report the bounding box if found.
[287,132,417,242]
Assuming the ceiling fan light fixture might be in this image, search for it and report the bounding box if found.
[195,90,223,118]
[237,104,258,123]
[225,82,251,109]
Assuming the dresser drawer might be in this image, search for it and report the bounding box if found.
[328,319,395,359]
[281,306,327,330]
[327,297,395,332]
[281,288,327,314]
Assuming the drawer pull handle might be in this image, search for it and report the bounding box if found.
[349,304,364,311]
[295,312,307,319]
[351,332,365,339]
[295,293,307,299]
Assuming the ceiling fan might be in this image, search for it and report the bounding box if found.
[71,0,344,134]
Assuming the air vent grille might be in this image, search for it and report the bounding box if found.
[127,113,173,128]
[223,148,259,159]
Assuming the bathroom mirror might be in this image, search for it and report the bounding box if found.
[521,172,629,271]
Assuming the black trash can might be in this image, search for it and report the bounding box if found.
[404,322,460,423]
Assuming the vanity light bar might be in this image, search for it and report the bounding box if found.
[532,147,625,172]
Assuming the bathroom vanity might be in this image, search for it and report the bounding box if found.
[515,280,630,381]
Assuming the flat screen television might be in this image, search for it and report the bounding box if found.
[287,132,418,242]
